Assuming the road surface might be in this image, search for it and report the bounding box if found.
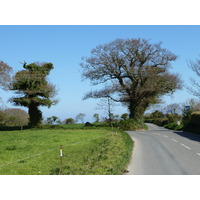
[126,123,200,175]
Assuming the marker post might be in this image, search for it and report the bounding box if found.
[60,145,63,175]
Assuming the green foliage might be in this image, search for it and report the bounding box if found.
[145,110,182,128]
[114,119,148,131]
[0,128,133,175]
[190,112,200,128]
[166,113,181,123]
[65,118,75,124]
[46,116,61,125]
[164,123,183,130]
[93,113,100,122]
[150,110,164,118]
[145,116,169,126]
[145,111,169,126]
[10,62,57,128]
[121,113,129,120]
[182,110,192,127]
[181,111,200,134]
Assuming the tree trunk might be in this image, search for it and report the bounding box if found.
[128,101,145,121]
[28,104,42,128]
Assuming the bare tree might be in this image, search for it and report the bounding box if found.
[75,113,86,123]
[81,38,182,121]
[0,61,12,91]
[2,108,29,130]
[165,103,182,115]
[95,96,118,122]
[183,98,200,112]
[187,57,200,98]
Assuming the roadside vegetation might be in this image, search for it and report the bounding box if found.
[144,99,200,134]
[1,37,200,175]
[0,125,133,175]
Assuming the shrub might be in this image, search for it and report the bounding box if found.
[114,119,147,131]
[65,118,75,124]
[182,110,192,127]
[166,114,181,124]
[84,122,93,127]
[145,117,169,126]
[190,112,200,128]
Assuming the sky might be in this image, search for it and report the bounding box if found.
[0,25,200,122]
[1,1,200,198]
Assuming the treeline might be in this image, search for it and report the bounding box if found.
[0,108,28,130]
[1,37,200,129]
[145,99,200,133]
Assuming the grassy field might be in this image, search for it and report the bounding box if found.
[0,126,133,175]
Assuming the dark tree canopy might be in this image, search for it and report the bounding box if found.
[10,62,58,127]
[81,38,182,120]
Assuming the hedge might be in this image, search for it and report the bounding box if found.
[191,112,200,128]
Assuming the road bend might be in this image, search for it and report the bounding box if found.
[126,123,200,175]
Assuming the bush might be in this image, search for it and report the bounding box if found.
[65,118,75,124]
[145,117,169,126]
[182,110,192,127]
[84,122,93,127]
[166,114,181,124]
[190,112,200,128]
[164,123,183,130]
[114,119,148,131]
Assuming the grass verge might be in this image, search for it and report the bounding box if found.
[0,128,133,175]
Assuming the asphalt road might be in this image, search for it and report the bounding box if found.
[126,123,200,175]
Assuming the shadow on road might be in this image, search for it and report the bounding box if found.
[173,131,200,143]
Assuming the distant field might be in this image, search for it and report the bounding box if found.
[0,126,133,175]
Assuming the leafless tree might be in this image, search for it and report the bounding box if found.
[183,98,200,112]
[2,108,29,130]
[165,103,182,115]
[187,57,200,98]
[81,38,182,120]
[0,61,12,90]
[75,113,86,123]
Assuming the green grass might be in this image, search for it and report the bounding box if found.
[0,127,133,175]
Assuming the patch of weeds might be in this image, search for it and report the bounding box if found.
[6,145,17,151]
[18,160,26,163]
[49,165,71,175]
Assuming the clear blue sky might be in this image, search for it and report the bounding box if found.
[0,25,199,122]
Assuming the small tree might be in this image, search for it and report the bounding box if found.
[75,113,86,123]
[164,103,182,115]
[46,116,61,125]
[4,108,28,129]
[94,91,118,122]
[10,62,58,128]
[121,113,129,120]
[187,57,200,98]
[0,61,12,91]
[93,113,100,122]
[65,118,75,124]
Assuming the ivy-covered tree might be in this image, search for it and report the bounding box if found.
[10,62,58,127]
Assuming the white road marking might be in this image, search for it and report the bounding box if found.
[171,139,178,142]
[180,143,191,150]
[152,133,160,136]
[163,135,169,138]
[196,153,200,156]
